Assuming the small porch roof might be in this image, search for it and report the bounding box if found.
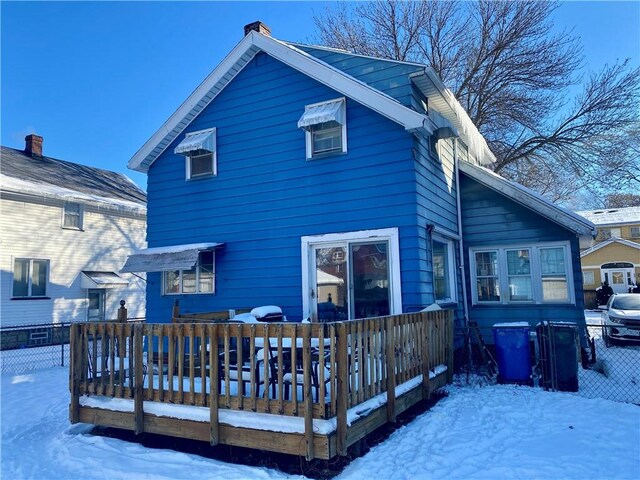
[80,271,129,289]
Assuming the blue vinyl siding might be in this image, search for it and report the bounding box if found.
[460,173,587,340]
[295,46,424,108]
[145,52,423,322]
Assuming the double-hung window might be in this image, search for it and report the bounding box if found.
[630,226,640,239]
[432,235,457,303]
[298,98,347,159]
[174,127,217,180]
[470,242,573,304]
[13,258,48,298]
[163,251,215,295]
[62,202,83,229]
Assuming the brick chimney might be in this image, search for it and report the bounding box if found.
[244,21,271,37]
[25,134,43,158]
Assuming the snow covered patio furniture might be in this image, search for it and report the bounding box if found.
[69,310,453,460]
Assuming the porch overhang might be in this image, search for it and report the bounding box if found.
[121,242,223,273]
[81,271,129,289]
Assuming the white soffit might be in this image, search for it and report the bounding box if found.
[459,161,597,237]
[128,31,431,173]
[121,242,222,273]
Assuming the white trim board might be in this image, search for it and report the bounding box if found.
[459,161,596,237]
[128,31,432,173]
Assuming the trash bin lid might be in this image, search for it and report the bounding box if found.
[493,322,530,328]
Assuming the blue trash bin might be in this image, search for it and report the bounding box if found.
[492,322,532,385]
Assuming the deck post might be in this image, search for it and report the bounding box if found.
[385,315,396,423]
[69,323,80,423]
[117,300,127,322]
[209,324,219,446]
[133,323,144,435]
[446,310,454,383]
[302,324,314,460]
[420,312,431,400]
[336,322,349,456]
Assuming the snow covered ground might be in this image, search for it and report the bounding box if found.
[2,367,638,479]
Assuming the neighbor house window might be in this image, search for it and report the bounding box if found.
[470,242,573,304]
[582,270,595,285]
[163,251,215,295]
[599,227,621,240]
[630,226,640,238]
[298,98,347,159]
[13,258,48,298]
[432,236,457,303]
[62,202,83,229]
[173,127,217,180]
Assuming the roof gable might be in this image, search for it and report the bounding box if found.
[580,237,640,258]
[459,161,596,237]
[128,31,432,173]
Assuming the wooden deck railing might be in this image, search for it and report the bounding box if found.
[70,310,453,459]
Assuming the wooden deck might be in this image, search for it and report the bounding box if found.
[69,310,453,460]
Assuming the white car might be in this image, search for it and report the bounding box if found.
[602,294,640,346]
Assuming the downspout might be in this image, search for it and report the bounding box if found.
[453,138,470,327]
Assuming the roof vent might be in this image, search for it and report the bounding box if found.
[25,134,43,158]
[244,21,271,37]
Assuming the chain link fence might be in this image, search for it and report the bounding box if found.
[0,322,71,373]
[453,318,640,405]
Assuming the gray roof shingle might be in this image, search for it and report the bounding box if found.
[1,146,146,205]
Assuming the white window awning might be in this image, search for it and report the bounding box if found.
[174,128,216,155]
[120,242,223,273]
[298,98,345,130]
[81,271,129,289]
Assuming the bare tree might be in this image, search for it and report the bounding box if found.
[314,1,640,202]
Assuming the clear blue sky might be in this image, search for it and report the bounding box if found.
[2,1,639,191]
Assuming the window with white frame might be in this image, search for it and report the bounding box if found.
[163,251,215,295]
[13,258,49,298]
[432,236,457,303]
[298,98,347,159]
[470,242,573,304]
[630,226,640,238]
[173,128,217,180]
[62,202,83,229]
[582,270,595,285]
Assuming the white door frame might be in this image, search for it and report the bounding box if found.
[301,227,402,320]
[601,266,635,293]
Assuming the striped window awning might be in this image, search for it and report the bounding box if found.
[174,128,216,155]
[121,242,223,273]
[297,98,345,130]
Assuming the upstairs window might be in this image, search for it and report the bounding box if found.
[630,226,640,238]
[298,98,347,159]
[13,258,48,298]
[163,251,215,295]
[62,202,83,230]
[174,128,217,180]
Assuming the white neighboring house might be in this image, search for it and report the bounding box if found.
[0,135,147,330]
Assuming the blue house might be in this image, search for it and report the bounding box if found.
[122,22,595,342]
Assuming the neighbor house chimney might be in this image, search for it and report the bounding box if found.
[25,134,43,158]
[244,21,271,37]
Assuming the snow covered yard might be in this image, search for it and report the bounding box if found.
[2,367,638,479]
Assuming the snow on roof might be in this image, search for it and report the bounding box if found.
[459,161,596,236]
[135,242,222,255]
[576,206,640,226]
[0,173,146,215]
